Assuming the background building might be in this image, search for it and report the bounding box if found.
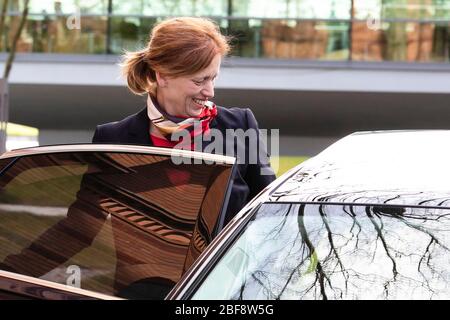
[1,0,449,156]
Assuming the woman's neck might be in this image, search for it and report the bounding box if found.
[150,94,185,123]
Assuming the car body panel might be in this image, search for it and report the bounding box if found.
[270,130,450,207]
[168,130,450,300]
[0,269,121,300]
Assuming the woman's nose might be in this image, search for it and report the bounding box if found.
[201,80,215,98]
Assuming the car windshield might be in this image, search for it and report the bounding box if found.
[191,203,450,300]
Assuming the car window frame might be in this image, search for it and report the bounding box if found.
[167,202,264,300]
[167,165,299,300]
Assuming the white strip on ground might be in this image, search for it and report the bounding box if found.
[0,204,67,217]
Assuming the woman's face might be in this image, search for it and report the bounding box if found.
[156,54,221,118]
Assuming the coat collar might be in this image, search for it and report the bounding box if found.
[128,107,153,146]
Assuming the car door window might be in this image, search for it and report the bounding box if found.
[0,149,234,299]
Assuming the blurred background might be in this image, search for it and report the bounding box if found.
[0,0,449,173]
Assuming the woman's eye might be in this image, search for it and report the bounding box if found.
[193,80,202,85]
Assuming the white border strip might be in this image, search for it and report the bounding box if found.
[0,269,123,300]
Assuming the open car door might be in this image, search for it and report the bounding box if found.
[0,145,235,299]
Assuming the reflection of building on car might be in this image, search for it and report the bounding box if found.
[0,146,234,299]
[1,131,450,299]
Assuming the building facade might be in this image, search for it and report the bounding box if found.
[1,0,449,155]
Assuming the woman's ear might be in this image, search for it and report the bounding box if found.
[155,71,168,88]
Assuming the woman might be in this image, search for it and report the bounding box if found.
[93,17,275,224]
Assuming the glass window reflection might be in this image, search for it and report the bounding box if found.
[112,0,228,16]
[192,203,450,300]
[354,0,450,20]
[0,151,233,299]
[2,0,449,62]
[28,0,108,14]
[232,0,351,19]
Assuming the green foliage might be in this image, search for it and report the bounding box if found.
[272,156,309,177]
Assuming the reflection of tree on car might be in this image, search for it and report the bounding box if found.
[191,202,450,300]
[170,131,450,300]
[0,150,233,299]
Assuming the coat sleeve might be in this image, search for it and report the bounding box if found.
[92,125,103,143]
[91,122,126,144]
[243,108,276,200]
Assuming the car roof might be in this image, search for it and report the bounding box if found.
[269,130,450,208]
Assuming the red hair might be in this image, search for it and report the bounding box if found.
[121,17,230,96]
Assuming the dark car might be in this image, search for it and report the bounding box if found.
[168,130,450,300]
[0,145,235,299]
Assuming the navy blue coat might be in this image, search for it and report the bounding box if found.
[92,106,276,224]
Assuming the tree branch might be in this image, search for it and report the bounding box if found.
[0,0,9,51]
[3,0,29,79]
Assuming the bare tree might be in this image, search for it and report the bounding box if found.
[3,0,29,79]
[0,0,9,51]
[0,0,30,153]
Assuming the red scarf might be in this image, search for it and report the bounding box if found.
[147,95,217,151]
